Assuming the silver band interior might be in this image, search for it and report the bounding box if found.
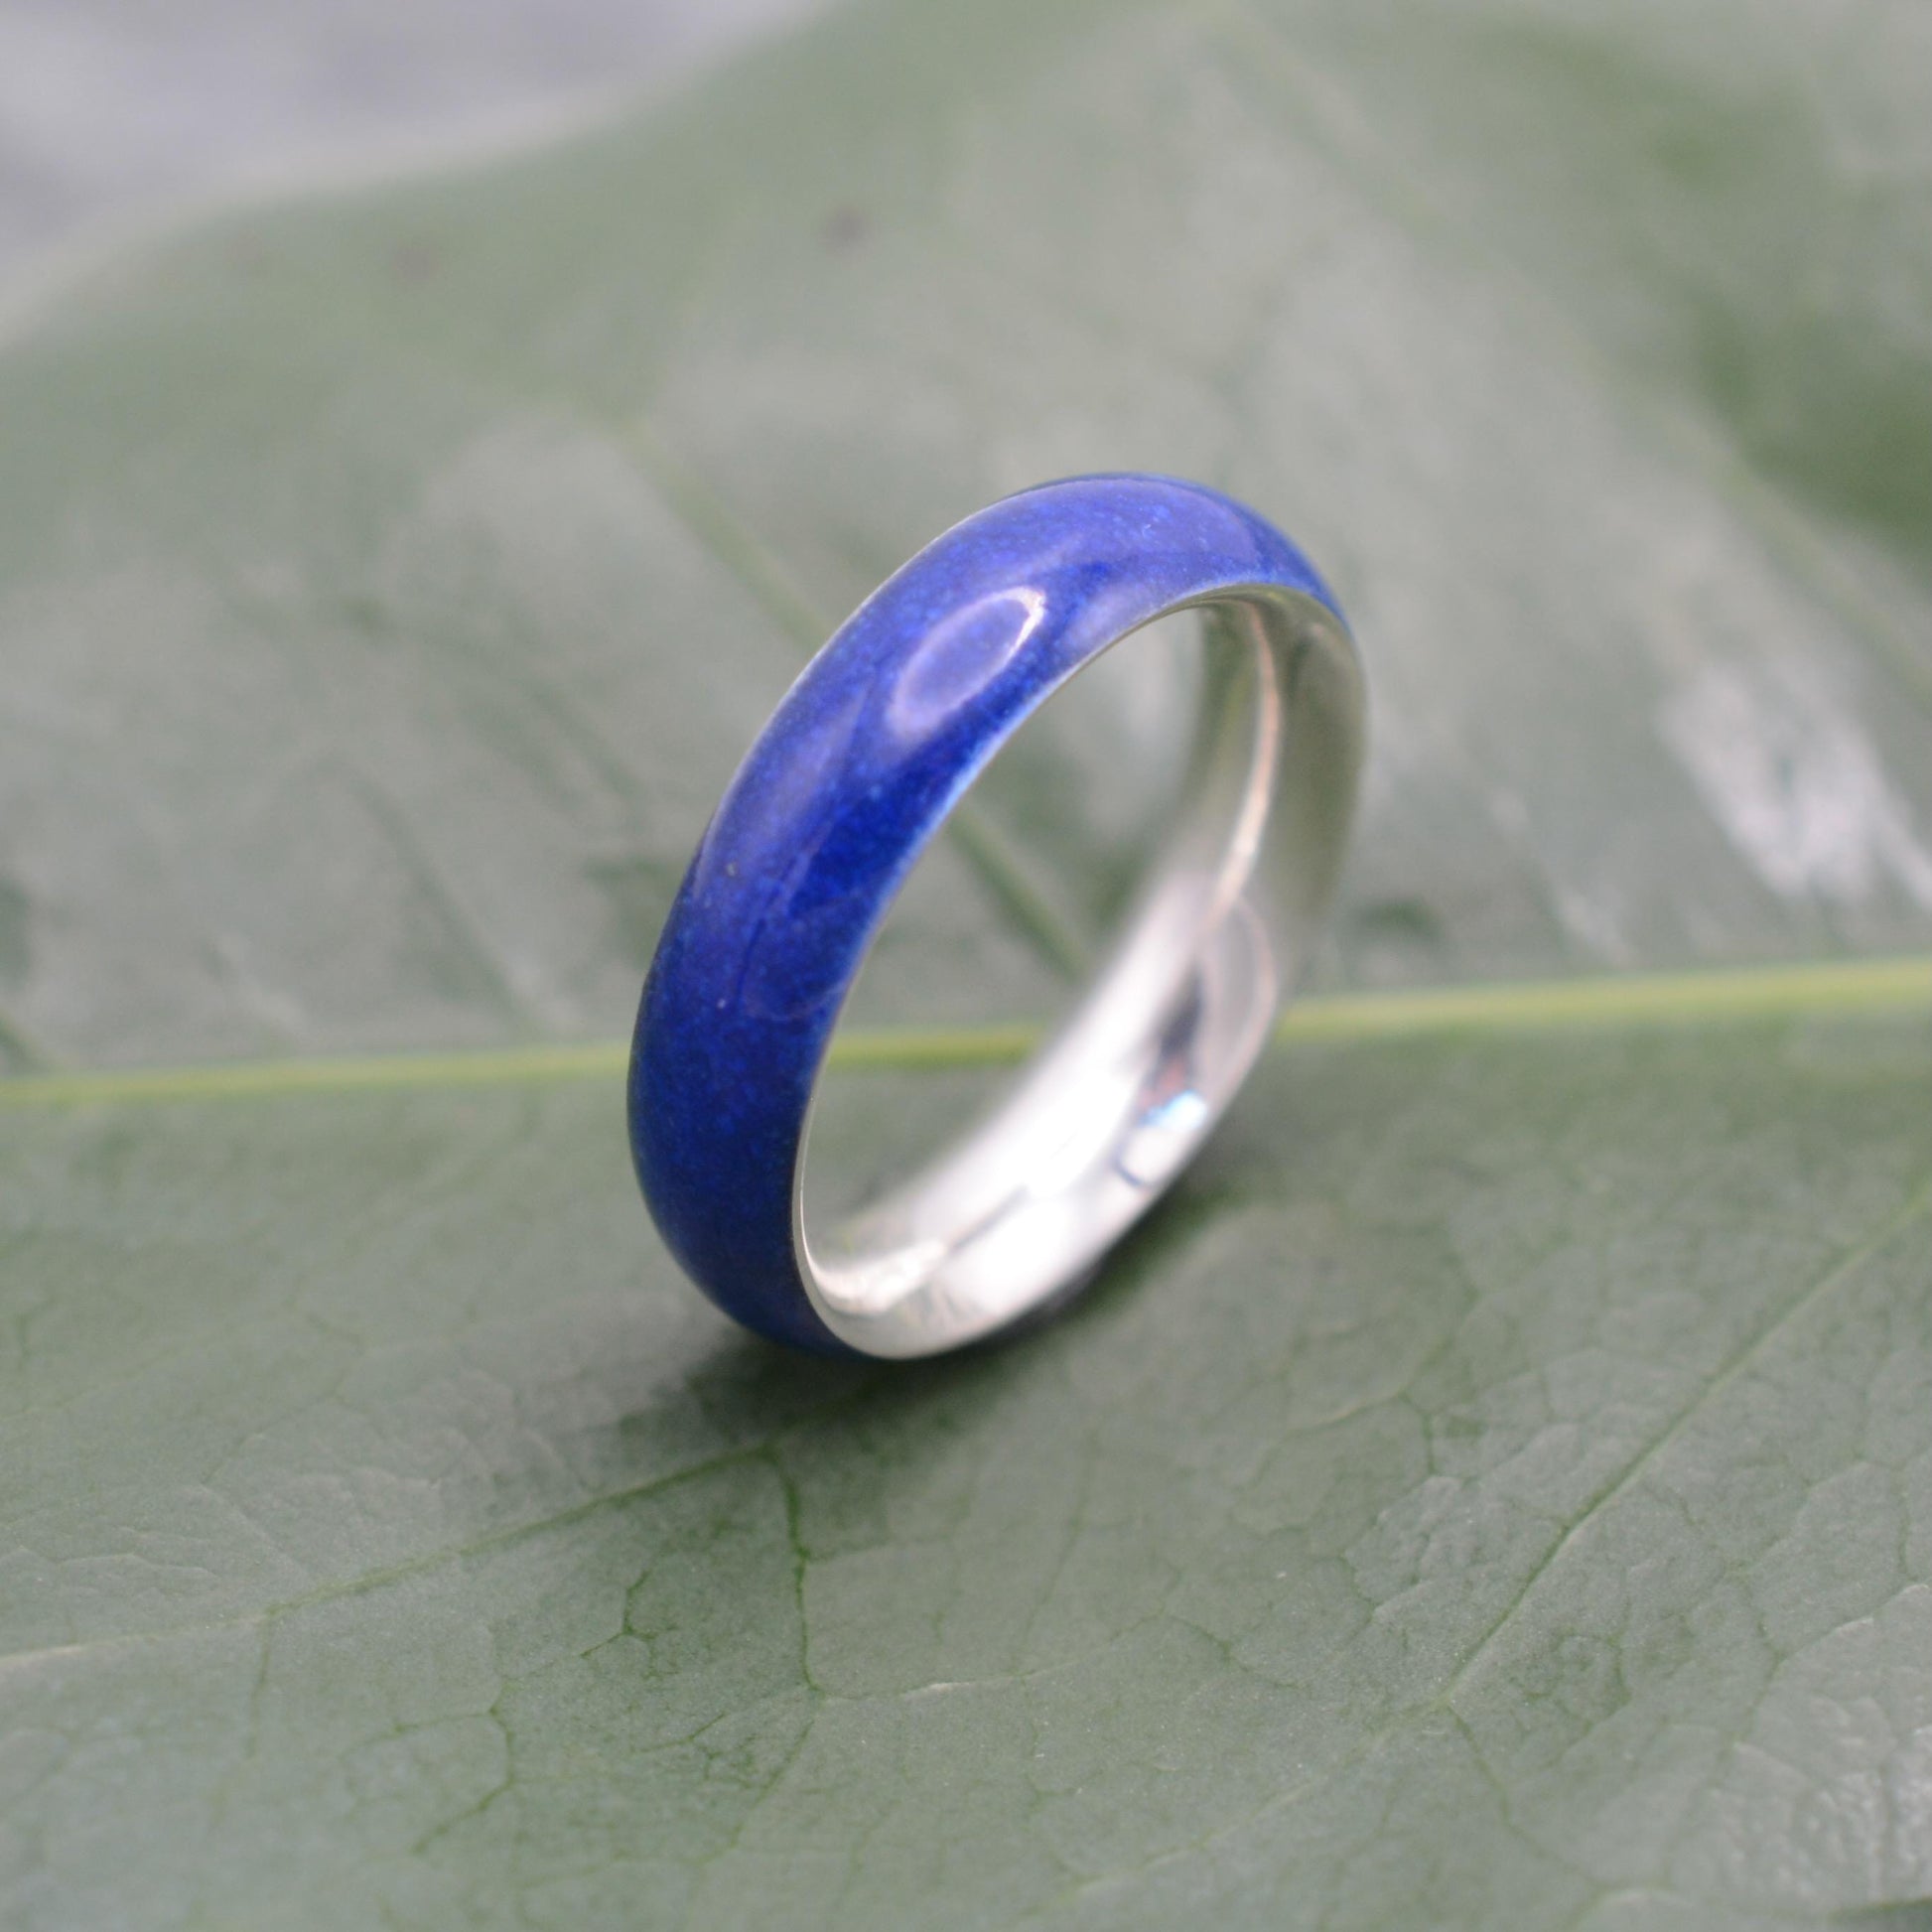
[796,586,1365,1359]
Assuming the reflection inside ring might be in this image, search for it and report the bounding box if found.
[797,592,1345,1357]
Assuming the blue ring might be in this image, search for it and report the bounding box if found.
[628,474,1345,1353]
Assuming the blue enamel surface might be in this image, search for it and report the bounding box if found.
[628,475,1343,1353]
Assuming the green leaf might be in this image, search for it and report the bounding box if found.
[2,1,1930,1926]
[4,1017,1930,1927]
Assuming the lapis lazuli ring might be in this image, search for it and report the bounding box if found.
[629,475,1366,1358]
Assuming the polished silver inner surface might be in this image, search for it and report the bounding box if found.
[797,587,1365,1359]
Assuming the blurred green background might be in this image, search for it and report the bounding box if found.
[0,2,1929,1927]
[0,0,819,275]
